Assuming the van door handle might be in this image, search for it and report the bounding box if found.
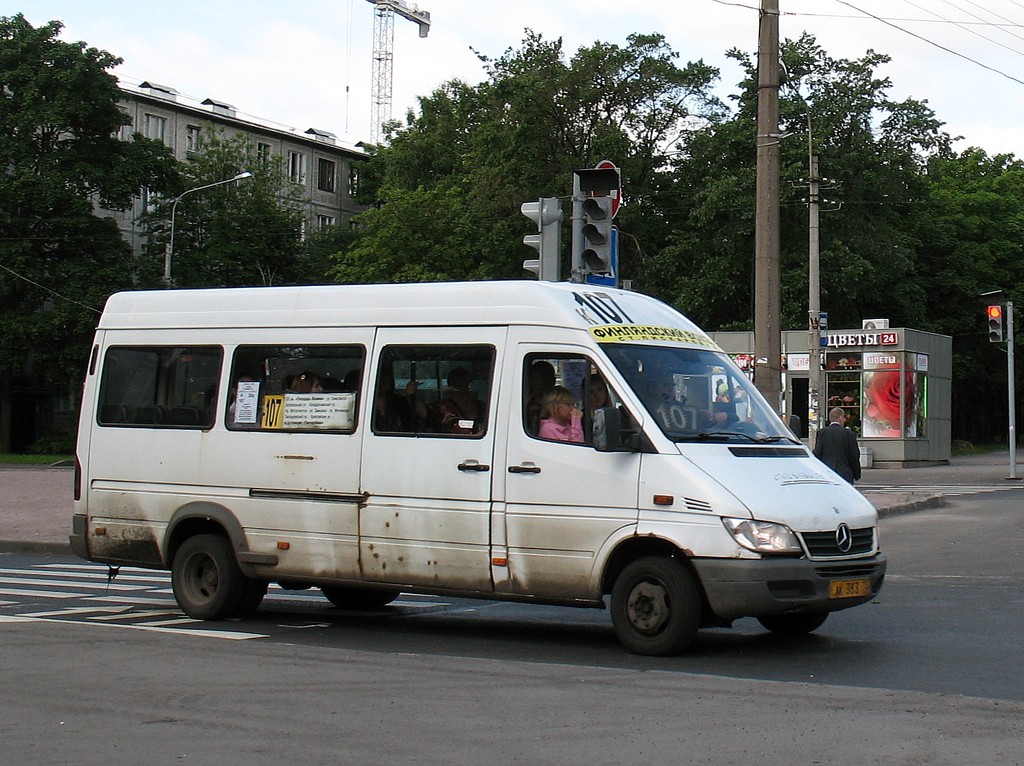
[508,463,542,474]
[458,461,490,472]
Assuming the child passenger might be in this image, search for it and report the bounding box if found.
[538,386,583,443]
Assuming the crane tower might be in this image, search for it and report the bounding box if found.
[366,0,431,143]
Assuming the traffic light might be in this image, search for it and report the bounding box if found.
[520,197,562,281]
[987,304,1004,342]
[580,195,614,274]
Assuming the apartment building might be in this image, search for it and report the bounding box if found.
[113,81,369,254]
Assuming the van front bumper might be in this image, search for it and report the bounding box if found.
[692,553,886,621]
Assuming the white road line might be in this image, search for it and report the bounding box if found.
[0,567,165,583]
[19,606,134,618]
[0,587,80,599]
[86,595,179,606]
[0,576,143,591]
[0,614,266,640]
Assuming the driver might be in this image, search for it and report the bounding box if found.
[704,401,738,430]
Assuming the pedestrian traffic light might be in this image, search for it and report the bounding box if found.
[580,195,614,275]
[520,197,562,281]
[987,304,1004,342]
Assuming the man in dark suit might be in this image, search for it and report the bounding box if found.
[813,407,862,483]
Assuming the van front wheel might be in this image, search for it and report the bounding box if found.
[172,534,246,620]
[611,557,701,656]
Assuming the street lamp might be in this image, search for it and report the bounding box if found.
[163,170,254,286]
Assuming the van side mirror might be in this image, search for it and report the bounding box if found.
[593,406,639,452]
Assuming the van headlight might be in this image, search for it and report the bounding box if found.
[722,517,802,555]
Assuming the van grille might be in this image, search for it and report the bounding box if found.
[800,527,875,557]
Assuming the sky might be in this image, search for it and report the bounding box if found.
[13,0,1024,156]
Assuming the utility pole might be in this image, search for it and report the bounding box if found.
[754,0,783,414]
[807,152,822,447]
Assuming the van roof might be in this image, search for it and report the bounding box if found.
[98,280,705,337]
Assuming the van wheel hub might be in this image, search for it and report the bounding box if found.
[626,580,670,634]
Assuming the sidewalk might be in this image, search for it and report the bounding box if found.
[0,452,1019,555]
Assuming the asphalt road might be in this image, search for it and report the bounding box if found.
[2,488,1024,765]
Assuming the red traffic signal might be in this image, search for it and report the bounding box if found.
[987,305,1004,342]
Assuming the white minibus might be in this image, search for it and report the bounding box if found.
[71,281,885,655]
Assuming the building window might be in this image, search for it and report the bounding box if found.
[317,215,336,229]
[257,142,272,161]
[144,113,167,143]
[348,166,360,197]
[317,158,336,193]
[288,151,307,185]
[140,187,161,214]
[186,125,202,155]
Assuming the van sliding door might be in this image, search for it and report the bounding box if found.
[359,327,504,592]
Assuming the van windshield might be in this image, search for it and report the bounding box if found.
[601,343,797,443]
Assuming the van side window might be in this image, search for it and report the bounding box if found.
[523,353,618,446]
[374,345,494,437]
[227,345,365,432]
[97,346,222,429]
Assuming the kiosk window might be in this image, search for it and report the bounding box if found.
[374,345,494,437]
[98,346,222,428]
[227,345,365,432]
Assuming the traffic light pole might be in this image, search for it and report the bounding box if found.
[570,173,584,283]
[1007,301,1018,480]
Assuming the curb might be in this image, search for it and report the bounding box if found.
[875,494,946,519]
[0,540,73,556]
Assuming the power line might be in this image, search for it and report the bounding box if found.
[834,0,1024,87]
[0,262,101,314]
[907,0,1024,57]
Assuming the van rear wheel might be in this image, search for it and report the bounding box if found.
[611,557,701,656]
[172,534,246,620]
[321,585,401,610]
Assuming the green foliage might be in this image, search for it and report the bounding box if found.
[0,14,177,396]
[332,30,723,286]
[140,133,309,288]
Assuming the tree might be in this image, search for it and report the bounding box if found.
[648,34,952,332]
[140,133,310,288]
[0,14,176,451]
[331,31,723,285]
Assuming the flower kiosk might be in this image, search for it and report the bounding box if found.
[709,325,952,467]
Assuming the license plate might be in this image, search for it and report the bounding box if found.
[829,578,871,599]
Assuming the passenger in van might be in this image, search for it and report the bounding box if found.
[538,386,584,443]
[589,374,610,411]
[374,369,419,432]
[430,366,484,434]
[320,376,345,392]
[343,369,362,391]
[290,371,323,394]
[525,360,556,433]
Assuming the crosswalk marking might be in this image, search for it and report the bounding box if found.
[0,562,258,639]
[0,587,81,599]
[862,484,1022,497]
[0,575,144,591]
[0,560,452,641]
